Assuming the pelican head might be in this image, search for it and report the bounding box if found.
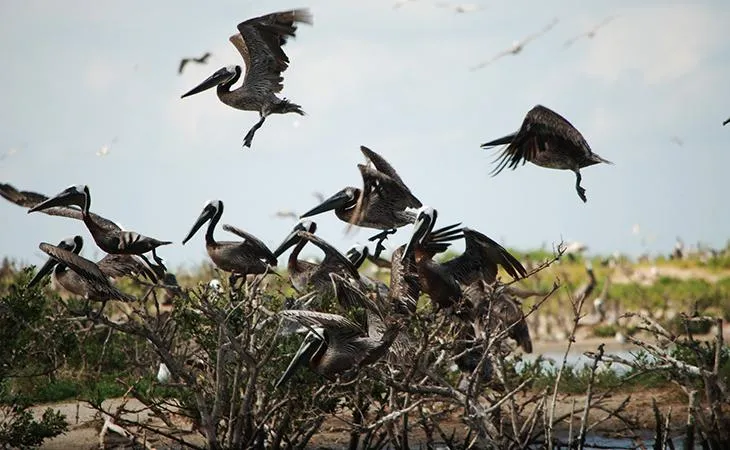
[180,65,240,98]
[403,206,437,258]
[28,235,84,288]
[28,185,89,214]
[272,220,317,258]
[275,329,325,389]
[299,187,359,219]
[182,200,223,245]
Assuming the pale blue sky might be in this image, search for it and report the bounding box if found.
[1,0,728,270]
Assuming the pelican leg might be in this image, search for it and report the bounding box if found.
[574,170,587,203]
[243,115,267,148]
[150,250,168,273]
[368,228,397,259]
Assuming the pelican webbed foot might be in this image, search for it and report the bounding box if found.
[368,228,397,259]
[243,116,267,148]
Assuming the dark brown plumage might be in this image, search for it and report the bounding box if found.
[182,200,277,282]
[481,105,612,202]
[181,9,312,148]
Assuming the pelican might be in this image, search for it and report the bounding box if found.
[464,280,533,353]
[272,222,360,296]
[178,52,212,74]
[300,146,422,250]
[275,310,402,387]
[404,207,524,286]
[180,9,312,148]
[36,241,137,307]
[402,207,469,312]
[723,117,729,126]
[481,105,613,202]
[25,185,171,269]
[182,200,278,284]
[29,235,157,294]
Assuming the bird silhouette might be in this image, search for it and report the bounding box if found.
[178,52,212,75]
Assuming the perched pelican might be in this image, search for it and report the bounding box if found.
[404,207,525,286]
[36,241,137,307]
[26,185,171,270]
[346,243,392,269]
[300,146,422,250]
[29,236,157,294]
[180,9,312,148]
[464,280,533,353]
[272,222,360,295]
[402,207,468,312]
[182,200,278,284]
[481,105,612,202]
[178,52,212,74]
[275,310,402,387]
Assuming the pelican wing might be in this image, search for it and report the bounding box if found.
[443,228,526,285]
[39,242,135,302]
[222,224,278,265]
[97,254,157,281]
[330,273,382,315]
[483,105,592,175]
[0,182,121,231]
[278,309,364,337]
[232,9,312,95]
[295,231,361,279]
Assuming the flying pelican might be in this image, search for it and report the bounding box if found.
[300,146,422,251]
[481,105,612,202]
[182,200,278,284]
[563,16,617,48]
[26,185,172,269]
[178,52,212,74]
[180,9,312,148]
[275,310,402,387]
[470,18,558,71]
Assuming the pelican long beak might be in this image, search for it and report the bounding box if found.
[180,67,232,98]
[300,189,353,219]
[182,208,213,245]
[28,257,58,288]
[272,229,303,258]
[28,190,83,214]
[28,237,79,287]
[403,208,436,258]
[275,332,321,389]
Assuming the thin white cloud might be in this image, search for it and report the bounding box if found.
[579,4,728,84]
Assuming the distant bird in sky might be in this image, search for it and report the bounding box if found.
[563,16,617,48]
[434,2,484,13]
[393,0,418,9]
[470,18,558,71]
[96,137,118,157]
[670,136,684,147]
[178,52,212,75]
[0,147,18,161]
[180,9,312,148]
[273,210,299,220]
[723,117,729,126]
[481,105,612,203]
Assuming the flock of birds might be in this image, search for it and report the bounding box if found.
[3,8,631,387]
